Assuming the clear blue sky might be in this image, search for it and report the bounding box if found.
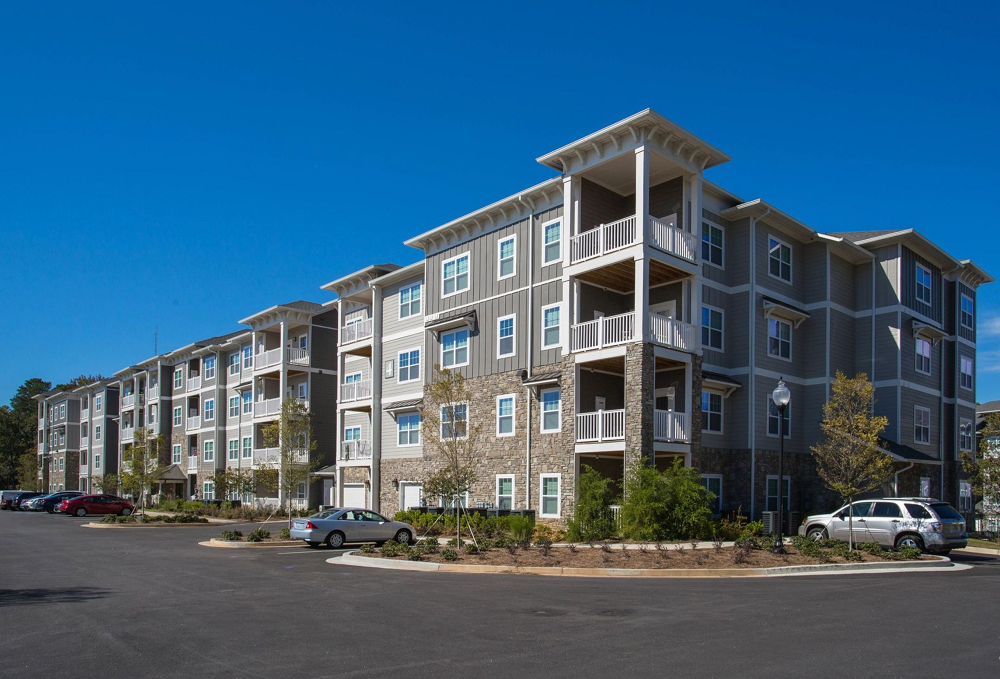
[2,1,999,401]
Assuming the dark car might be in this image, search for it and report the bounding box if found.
[58,494,134,517]
[26,491,84,513]
[6,491,45,511]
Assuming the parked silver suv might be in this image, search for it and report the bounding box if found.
[798,498,967,554]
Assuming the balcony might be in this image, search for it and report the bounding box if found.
[649,215,696,262]
[253,398,281,418]
[187,375,202,391]
[569,213,695,266]
[571,312,635,352]
[340,318,374,346]
[254,447,308,466]
[287,347,310,366]
[80,436,89,449]
[339,439,373,461]
[187,456,199,472]
[654,410,689,443]
[575,410,626,443]
[81,408,89,421]
[254,348,282,371]
[121,426,135,443]
[79,464,88,476]
[122,394,135,409]
[147,385,159,401]
[186,415,201,430]
[340,379,372,403]
[648,314,696,352]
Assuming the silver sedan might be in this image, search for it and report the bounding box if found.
[289,508,415,549]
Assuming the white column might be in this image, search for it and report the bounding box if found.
[635,146,649,244]
[691,174,703,350]
[370,285,383,512]
[278,321,289,401]
[635,256,649,342]
[561,175,576,355]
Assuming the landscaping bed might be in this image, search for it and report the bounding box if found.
[213,527,296,544]
[92,514,210,526]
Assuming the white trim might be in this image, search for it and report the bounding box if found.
[203,439,215,462]
[497,313,516,358]
[914,337,932,375]
[913,405,931,445]
[959,418,974,452]
[701,304,724,352]
[764,475,791,512]
[767,234,792,284]
[541,303,562,349]
[396,347,421,384]
[915,263,933,306]
[766,397,791,439]
[441,252,471,299]
[541,217,562,266]
[539,473,561,518]
[440,328,470,369]
[539,387,561,433]
[496,393,515,437]
[496,474,515,510]
[766,316,792,362]
[396,411,421,448]
[701,390,724,434]
[440,402,469,440]
[497,234,517,280]
[227,437,239,462]
[701,219,724,270]
[171,444,182,465]
[399,282,422,320]
[700,473,723,513]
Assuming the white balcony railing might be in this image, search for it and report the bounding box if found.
[122,394,135,409]
[654,410,690,443]
[79,464,88,476]
[340,318,374,345]
[254,447,308,466]
[187,375,202,391]
[570,215,638,264]
[339,439,373,461]
[187,456,199,471]
[648,314,697,352]
[340,379,373,403]
[571,311,636,353]
[186,415,201,430]
[575,409,626,443]
[649,214,696,263]
[80,436,89,449]
[121,426,135,442]
[254,347,282,371]
[287,347,310,365]
[253,398,281,418]
[80,409,89,421]
[147,385,159,400]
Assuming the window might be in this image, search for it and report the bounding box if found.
[961,356,974,390]
[173,407,182,427]
[920,476,931,498]
[702,222,723,267]
[203,482,215,501]
[540,474,560,517]
[959,419,974,452]
[702,306,723,350]
[767,399,790,438]
[298,383,307,401]
[497,314,515,358]
[496,475,514,510]
[498,235,516,279]
[441,404,468,439]
[442,253,470,296]
[540,388,561,432]
[915,264,932,305]
[229,352,240,375]
[203,399,215,422]
[398,349,420,383]
[697,475,723,513]
[496,395,515,436]
[959,481,973,513]
[399,283,421,318]
[242,391,252,414]
[95,425,101,442]
[872,502,902,518]
[542,304,560,349]
[203,440,215,462]
[242,437,252,459]
[915,338,931,374]
[60,404,66,419]
[95,395,102,412]
[914,407,931,444]
[174,369,183,389]
[961,294,974,329]
[94,453,101,469]
[906,503,933,520]
[441,329,469,368]
[242,345,252,370]
[765,476,790,512]
[397,413,421,447]
[768,236,791,282]
[701,392,723,433]
[542,218,561,264]
[767,318,791,360]
[148,404,157,424]
[228,439,239,461]
[172,444,182,464]
[229,397,239,418]
[204,356,216,380]
[59,457,64,472]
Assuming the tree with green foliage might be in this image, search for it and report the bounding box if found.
[0,378,51,488]
[94,473,120,495]
[120,428,167,515]
[567,465,617,541]
[811,371,893,550]
[962,412,1000,536]
[261,398,319,526]
[620,457,714,541]
[54,374,104,391]
[16,452,39,491]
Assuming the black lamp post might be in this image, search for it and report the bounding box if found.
[771,378,791,554]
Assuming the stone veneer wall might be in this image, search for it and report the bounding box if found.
[624,344,653,469]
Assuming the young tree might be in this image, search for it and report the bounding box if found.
[421,366,482,543]
[94,473,120,494]
[260,398,319,526]
[962,412,1000,536]
[811,371,893,549]
[120,427,167,515]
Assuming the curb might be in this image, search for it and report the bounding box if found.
[329,552,959,578]
[83,521,212,529]
[956,546,1000,556]
[199,538,304,549]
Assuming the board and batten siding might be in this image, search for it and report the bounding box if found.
[381,273,425,338]
[381,409,421,460]
[875,246,900,307]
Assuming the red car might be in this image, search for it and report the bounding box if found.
[58,494,134,517]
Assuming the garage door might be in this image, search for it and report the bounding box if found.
[342,484,366,509]
[401,483,422,510]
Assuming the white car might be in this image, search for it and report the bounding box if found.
[289,508,415,549]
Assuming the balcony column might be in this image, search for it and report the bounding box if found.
[635,146,649,244]
[635,256,649,342]
[370,284,383,512]
[561,175,578,354]
[279,321,289,400]
[690,174,703,351]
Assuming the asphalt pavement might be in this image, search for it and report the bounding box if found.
[1,510,998,678]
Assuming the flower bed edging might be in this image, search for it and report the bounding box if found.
[83,521,213,529]
[199,538,303,549]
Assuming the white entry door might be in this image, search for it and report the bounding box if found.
[650,301,676,319]
[401,483,423,510]
[323,479,335,507]
[342,484,366,509]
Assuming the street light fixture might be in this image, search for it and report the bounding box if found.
[771,378,791,554]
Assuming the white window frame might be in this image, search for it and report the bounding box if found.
[148,404,157,425]
[767,398,791,438]
[960,293,974,330]
[203,440,215,462]
[701,305,723,351]
[540,388,561,433]
[399,283,421,319]
[94,453,101,469]
[242,345,252,370]
[229,352,240,375]
[915,337,931,375]
[228,439,239,461]
[497,313,516,358]
[539,473,561,518]
[172,444,182,464]
[94,425,101,442]
[701,391,723,434]
[913,406,931,445]
[765,475,791,512]
[496,394,515,437]
[496,474,515,510]
[203,399,215,422]
[242,437,252,459]
[441,252,471,298]
[204,356,216,380]
[767,317,792,361]
[702,220,724,268]
[498,234,517,280]
[767,235,792,283]
[174,368,183,389]
[541,303,561,349]
[242,391,252,415]
[915,264,932,305]
[959,419,974,452]
[173,406,182,427]
[440,329,469,369]
[440,403,468,440]
[541,217,562,266]
[700,474,723,514]
[203,481,215,501]
[397,348,421,384]
[960,356,974,390]
[397,412,421,447]
[229,397,239,418]
[95,395,102,412]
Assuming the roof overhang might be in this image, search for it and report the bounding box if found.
[372,261,424,287]
[912,320,947,345]
[384,398,423,414]
[850,229,961,272]
[321,264,401,297]
[958,259,994,287]
[425,310,477,335]
[522,368,561,388]
[763,297,810,328]
[702,375,741,398]
[239,305,321,328]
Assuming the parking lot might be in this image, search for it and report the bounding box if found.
[2,509,999,679]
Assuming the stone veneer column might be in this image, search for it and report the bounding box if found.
[624,343,655,471]
[689,354,704,468]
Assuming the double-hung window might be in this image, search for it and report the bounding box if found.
[441,403,468,439]
[172,444,182,464]
[399,283,421,318]
[959,419,974,452]
[242,345,252,370]
[767,398,790,438]
[204,356,216,380]
[203,440,215,462]
[242,437,252,459]
[95,425,101,441]
[496,395,515,436]
[700,475,723,514]
[242,391,252,415]
[496,475,514,510]
[442,253,470,296]
[174,369,183,390]
[229,353,240,375]
[441,329,468,368]
[204,399,215,422]
[701,392,723,433]
[94,453,101,469]
[702,306,723,350]
[767,318,791,360]
[539,474,560,517]
[228,439,239,461]
[914,407,931,444]
[960,356,974,390]
[768,236,791,282]
[915,264,932,305]
[961,294,974,330]
[398,349,420,383]
[149,404,157,425]
[397,413,421,447]
[766,476,790,512]
[540,388,561,432]
[497,314,515,358]
[498,235,516,279]
[915,338,931,374]
[203,482,215,501]
[542,218,561,264]
[95,395,102,412]
[229,397,239,418]
[541,304,560,349]
[173,407,182,427]
[702,222,723,267]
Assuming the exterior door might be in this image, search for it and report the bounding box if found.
[595,397,606,412]
[342,483,365,509]
[650,301,677,319]
[401,483,422,510]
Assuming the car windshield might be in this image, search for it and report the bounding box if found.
[930,503,963,521]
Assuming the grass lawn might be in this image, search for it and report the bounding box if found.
[967,538,1000,551]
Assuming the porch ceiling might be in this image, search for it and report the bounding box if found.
[577,356,625,374]
[574,256,689,292]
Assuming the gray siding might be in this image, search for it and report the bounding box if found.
[900,246,942,323]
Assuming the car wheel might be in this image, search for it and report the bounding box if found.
[807,527,827,541]
[326,532,345,549]
[120,508,132,516]
[895,534,924,552]
[394,529,413,545]
[75,508,87,517]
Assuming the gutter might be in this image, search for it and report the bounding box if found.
[894,461,915,495]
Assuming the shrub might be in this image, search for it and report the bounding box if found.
[566,465,617,542]
[101,514,118,524]
[441,548,458,561]
[278,527,291,540]
[407,550,422,561]
[381,539,400,557]
[462,542,480,555]
[856,541,884,555]
[508,515,534,546]
[221,530,243,541]
[359,543,376,554]
[620,458,714,542]
[246,528,270,543]
[897,546,922,561]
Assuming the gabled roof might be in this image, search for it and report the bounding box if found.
[238,301,326,326]
[831,229,993,285]
[977,400,1000,415]
[321,264,401,297]
[879,439,942,464]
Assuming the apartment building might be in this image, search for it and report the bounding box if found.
[74,379,120,493]
[320,109,990,522]
[34,389,81,493]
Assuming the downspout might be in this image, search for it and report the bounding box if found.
[894,461,915,496]
[748,207,770,520]
[520,195,536,511]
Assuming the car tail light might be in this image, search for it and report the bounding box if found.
[304,521,317,530]
[930,522,942,533]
